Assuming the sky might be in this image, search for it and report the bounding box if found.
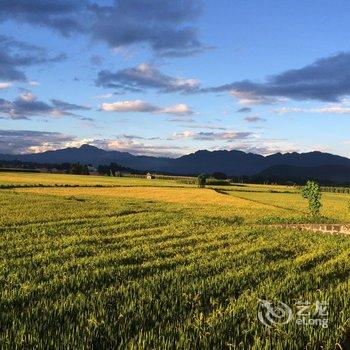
[1,0,350,158]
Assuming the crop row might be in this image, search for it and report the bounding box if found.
[1,189,350,348]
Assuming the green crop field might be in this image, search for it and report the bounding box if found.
[1,172,350,349]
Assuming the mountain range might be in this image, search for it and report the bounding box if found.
[1,144,350,183]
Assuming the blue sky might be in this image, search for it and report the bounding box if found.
[1,0,350,157]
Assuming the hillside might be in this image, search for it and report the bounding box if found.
[256,164,350,184]
[2,144,350,178]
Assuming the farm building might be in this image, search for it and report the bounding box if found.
[146,172,155,179]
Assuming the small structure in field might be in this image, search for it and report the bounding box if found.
[146,172,155,179]
[88,166,98,175]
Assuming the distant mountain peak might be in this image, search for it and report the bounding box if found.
[1,146,350,180]
[79,144,100,151]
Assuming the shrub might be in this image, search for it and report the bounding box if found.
[206,179,230,186]
[212,172,227,180]
[197,174,207,188]
[301,181,322,217]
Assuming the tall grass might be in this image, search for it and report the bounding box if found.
[1,188,350,348]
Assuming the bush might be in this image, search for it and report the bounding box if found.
[69,163,89,175]
[301,181,322,217]
[206,179,230,186]
[197,174,207,188]
[212,172,227,180]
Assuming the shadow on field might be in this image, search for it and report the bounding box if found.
[212,188,230,195]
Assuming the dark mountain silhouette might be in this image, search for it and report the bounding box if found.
[1,144,350,179]
[255,164,350,184]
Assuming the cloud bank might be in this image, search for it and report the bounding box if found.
[96,63,200,93]
[0,0,205,57]
[172,130,252,141]
[0,35,65,82]
[100,100,193,116]
[0,130,77,154]
[205,52,350,103]
[0,93,90,120]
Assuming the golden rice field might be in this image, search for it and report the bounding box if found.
[0,172,192,187]
[1,172,350,349]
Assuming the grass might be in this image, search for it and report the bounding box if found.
[0,172,194,188]
[13,186,290,223]
[226,190,350,222]
[1,172,350,349]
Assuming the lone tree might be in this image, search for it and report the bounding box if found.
[301,181,322,217]
[197,174,207,188]
[69,163,89,175]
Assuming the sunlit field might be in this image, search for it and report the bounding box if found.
[0,171,192,188]
[1,172,350,349]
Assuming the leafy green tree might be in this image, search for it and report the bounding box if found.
[69,163,89,175]
[82,165,89,175]
[301,181,322,216]
[197,174,207,188]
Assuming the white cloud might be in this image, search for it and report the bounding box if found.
[100,99,193,116]
[0,130,77,154]
[29,81,40,87]
[173,77,199,89]
[161,104,193,116]
[0,93,91,120]
[172,131,196,139]
[0,82,11,89]
[172,130,252,141]
[93,139,191,157]
[92,93,113,100]
[1,129,191,157]
[20,92,37,102]
[224,140,300,156]
[178,123,227,130]
[101,100,155,112]
[229,90,277,105]
[274,105,350,115]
